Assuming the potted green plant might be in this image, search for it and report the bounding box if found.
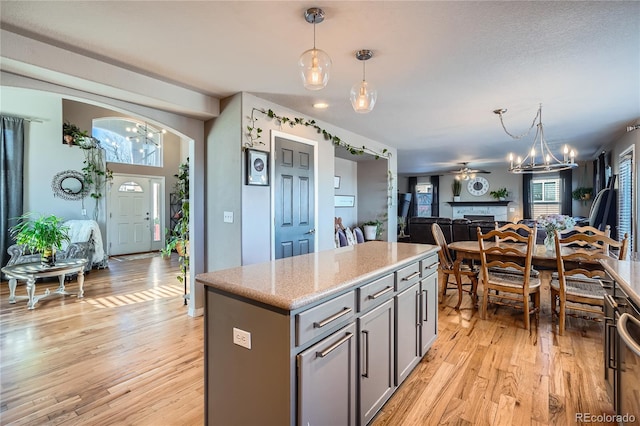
[63,121,89,147]
[10,213,70,266]
[490,187,508,201]
[452,179,462,201]
[162,160,190,291]
[362,220,380,241]
[572,187,593,203]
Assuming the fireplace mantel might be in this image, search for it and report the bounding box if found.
[447,201,510,206]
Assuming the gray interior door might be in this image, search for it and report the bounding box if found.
[274,136,315,259]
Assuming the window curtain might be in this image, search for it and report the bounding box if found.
[522,174,532,219]
[1,116,25,267]
[408,176,417,218]
[560,168,573,216]
[430,175,439,217]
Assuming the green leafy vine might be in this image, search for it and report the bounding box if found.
[245,108,390,160]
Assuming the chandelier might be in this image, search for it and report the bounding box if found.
[494,104,577,174]
[298,7,331,91]
[350,50,377,113]
[125,122,166,147]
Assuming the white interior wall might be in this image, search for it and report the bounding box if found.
[334,157,358,228]
[1,78,205,316]
[206,94,243,272]
[240,93,397,263]
[1,87,83,220]
[358,158,392,241]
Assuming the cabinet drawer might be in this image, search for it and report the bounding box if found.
[395,261,421,292]
[296,291,356,347]
[358,273,395,313]
[420,255,439,278]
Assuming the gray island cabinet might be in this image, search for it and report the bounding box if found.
[196,241,439,426]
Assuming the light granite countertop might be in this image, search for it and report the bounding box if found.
[600,258,640,308]
[196,241,439,311]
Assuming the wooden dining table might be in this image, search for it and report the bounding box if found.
[448,240,601,271]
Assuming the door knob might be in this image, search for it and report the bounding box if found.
[305,229,316,234]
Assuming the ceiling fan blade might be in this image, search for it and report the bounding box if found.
[448,168,491,174]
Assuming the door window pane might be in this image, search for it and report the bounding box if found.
[118,181,143,192]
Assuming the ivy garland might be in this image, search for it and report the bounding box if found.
[245,108,390,160]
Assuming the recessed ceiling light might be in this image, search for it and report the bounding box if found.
[313,102,329,109]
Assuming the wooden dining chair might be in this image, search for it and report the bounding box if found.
[551,228,628,335]
[431,223,479,309]
[496,222,538,243]
[477,225,540,330]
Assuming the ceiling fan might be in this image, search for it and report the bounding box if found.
[448,162,491,180]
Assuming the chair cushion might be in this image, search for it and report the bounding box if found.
[489,266,540,278]
[550,274,605,299]
[344,227,356,245]
[337,229,348,247]
[353,227,365,244]
[487,270,541,289]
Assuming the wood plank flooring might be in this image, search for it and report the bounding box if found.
[1,257,615,425]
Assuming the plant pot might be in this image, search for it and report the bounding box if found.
[453,196,461,202]
[41,247,56,267]
[363,225,377,241]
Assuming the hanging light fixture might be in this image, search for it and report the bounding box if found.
[494,104,578,174]
[298,7,331,91]
[125,122,166,147]
[350,49,377,113]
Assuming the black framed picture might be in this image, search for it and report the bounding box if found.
[246,149,269,186]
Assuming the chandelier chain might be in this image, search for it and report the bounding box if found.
[498,107,540,140]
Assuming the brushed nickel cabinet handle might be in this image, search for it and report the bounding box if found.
[317,332,354,358]
[605,322,617,370]
[402,271,420,281]
[313,307,352,328]
[416,293,421,327]
[361,330,369,377]
[424,262,438,270]
[368,286,393,300]
[618,313,640,357]
[422,289,428,322]
[604,293,618,309]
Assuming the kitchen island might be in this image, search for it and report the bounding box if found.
[196,241,440,426]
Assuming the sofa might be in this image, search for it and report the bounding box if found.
[5,219,108,274]
[408,217,517,245]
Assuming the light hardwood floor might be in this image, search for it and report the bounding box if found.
[1,256,615,425]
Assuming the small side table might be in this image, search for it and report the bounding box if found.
[1,258,89,309]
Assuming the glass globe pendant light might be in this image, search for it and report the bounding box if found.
[350,50,377,113]
[298,8,331,91]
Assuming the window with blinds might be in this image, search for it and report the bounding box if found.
[618,149,634,254]
[531,177,561,217]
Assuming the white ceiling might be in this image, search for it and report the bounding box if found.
[1,1,638,175]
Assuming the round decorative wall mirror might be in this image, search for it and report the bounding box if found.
[51,170,89,201]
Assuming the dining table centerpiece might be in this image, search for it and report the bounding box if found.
[537,214,576,251]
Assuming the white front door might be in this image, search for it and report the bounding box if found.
[109,175,153,255]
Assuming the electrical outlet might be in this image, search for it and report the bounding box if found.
[233,327,251,349]
[82,208,87,216]
[223,211,234,223]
